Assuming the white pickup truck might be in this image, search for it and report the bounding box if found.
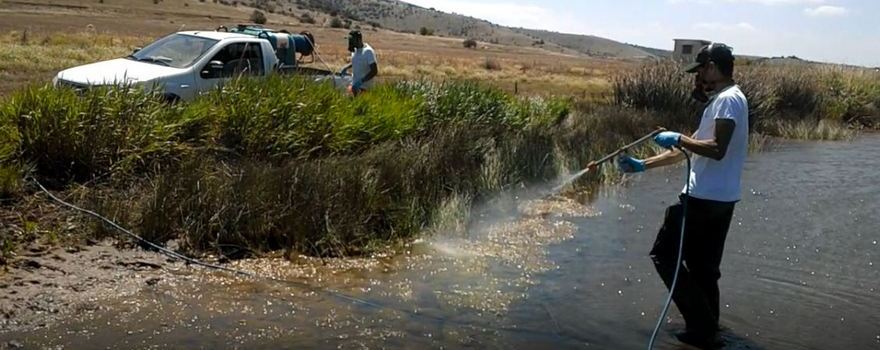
[53,28,350,102]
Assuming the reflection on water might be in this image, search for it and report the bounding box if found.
[2,136,879,349]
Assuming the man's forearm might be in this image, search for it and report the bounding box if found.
[679,136,727,161]
[645,149,686,170]
[363,66,378,83]
[363,71,376,83]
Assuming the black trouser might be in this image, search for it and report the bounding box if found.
[650,195,736,336]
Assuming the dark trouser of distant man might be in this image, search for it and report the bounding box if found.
[617,43,749,349]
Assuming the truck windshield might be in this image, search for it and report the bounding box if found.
[127,34,219,69]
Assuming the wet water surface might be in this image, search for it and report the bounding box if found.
[3,136,879,349]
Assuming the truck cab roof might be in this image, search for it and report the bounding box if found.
[178,31,256,41]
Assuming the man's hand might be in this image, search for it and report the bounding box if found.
[617,154,646,173]
[654,131,682,149]
[351,79,363,92]
[692,76,709,103]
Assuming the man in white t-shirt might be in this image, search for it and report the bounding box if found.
[340,30,378,96]
[618,43,748,349]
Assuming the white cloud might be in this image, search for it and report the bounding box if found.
[804,5,848,17]
[730,0,824,4]
[670,0,826,5]
[693,22,758,32]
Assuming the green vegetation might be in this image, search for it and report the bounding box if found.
[0,77,584,258]
[1,62,877,262]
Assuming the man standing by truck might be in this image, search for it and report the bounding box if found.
[617,43,748,349]
[341,30,378,96]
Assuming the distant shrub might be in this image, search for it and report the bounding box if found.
[482,57,501,71]
[300,13,315,24]
[463,38,477,49]
[250,10,267,25]
[329,17,344,28]
[419,27,433,36]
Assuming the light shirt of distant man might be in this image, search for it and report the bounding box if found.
[351,43,377,89]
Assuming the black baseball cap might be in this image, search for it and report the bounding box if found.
[347,30,362,40]
[685,43,735,73]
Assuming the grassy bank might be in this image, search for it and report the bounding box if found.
[2,60,877,262]
[1,77,590,258]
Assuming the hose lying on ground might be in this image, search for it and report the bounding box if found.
[28,176,581,342]
[29,176,378,307]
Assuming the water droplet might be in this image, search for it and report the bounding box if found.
[641,311,646,316]
[725,304,730,308]
[769,309,775,315]
[840,317,845,322]
[873,240,878,245]
[617,290,623,296]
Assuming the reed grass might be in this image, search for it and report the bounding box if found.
[612,61,876,136]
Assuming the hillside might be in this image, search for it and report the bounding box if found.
[512,28,657,59]
[238,0,660,59]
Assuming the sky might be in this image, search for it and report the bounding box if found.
[401,0,880,67]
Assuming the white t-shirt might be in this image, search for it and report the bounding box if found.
[351,43,377,89]
[684,84,749,202]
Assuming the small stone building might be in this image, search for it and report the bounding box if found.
[673,39,711,62]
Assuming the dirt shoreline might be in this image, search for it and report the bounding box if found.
[0,239,182,335]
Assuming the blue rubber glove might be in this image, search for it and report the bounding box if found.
[654,131,682,149]
[351,79,363,92]
[617,154,646,173]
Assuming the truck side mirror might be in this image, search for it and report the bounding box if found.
[209,60,224,70]
[201,60,225,79]
[132,47,142,54]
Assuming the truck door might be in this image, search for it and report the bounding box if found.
[196,42,266,94]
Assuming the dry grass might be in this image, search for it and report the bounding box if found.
[0,27,623,98]
[0,30,149,95]
[0,0,633,98]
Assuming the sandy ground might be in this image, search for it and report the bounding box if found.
[0,239,181,335]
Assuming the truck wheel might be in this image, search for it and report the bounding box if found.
[163,93,181,104]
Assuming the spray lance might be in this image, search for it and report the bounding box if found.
[551,127,666,194]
